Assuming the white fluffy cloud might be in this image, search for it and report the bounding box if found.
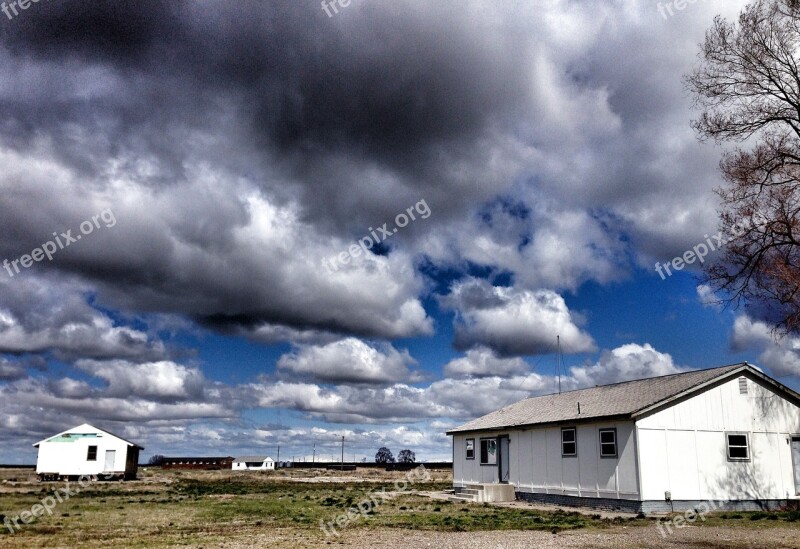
[443,347,530,378]
[442,278,596,357]
[277,338,418,384]
[568,343,687,388]
[75,359,207,400]
[731,316,800,377]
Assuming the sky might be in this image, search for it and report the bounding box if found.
[1,0,798,464]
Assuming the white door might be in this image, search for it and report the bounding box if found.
[792,437,800,495]
[104,450,116,471]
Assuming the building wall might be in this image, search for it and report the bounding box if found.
[452,431,502,485]
[636,373,800,501]
[36,434,133,476]
[232,460,275,470]
[162,458,233,470]
[452,420,640,500]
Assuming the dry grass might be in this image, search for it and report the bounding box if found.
[0,467,798,548]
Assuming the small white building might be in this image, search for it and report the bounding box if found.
[448,363,800,512]
[34,423,143,481]
[232,456,275,471]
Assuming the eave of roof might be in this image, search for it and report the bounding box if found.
[33,423,145,449]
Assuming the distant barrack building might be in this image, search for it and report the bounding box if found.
[160,456,234,470]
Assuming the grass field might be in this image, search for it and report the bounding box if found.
[1,467,799,548]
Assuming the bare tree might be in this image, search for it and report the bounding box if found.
[687,0,800,333]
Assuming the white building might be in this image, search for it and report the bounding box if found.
[448,363,800,512]
[232,456,275,471]
[34,423,143,481]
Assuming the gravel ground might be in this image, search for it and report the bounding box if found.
[420,490,640,519]
[190,525,800,549]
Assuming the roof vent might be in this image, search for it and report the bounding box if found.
[738,376,748,395]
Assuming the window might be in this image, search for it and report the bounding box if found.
[480,438,497,465]
[466,438,475,460]
[599,428,617,458]
[87,445,97,461]
[727,433,750,461]
[738,376,748,395]
[561,427,577,457]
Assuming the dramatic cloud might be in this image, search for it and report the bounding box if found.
[277,338,419,384]
[0,277,167,361]
[0,0,762,462]
[441,278,596,357]
[0,0,745,345]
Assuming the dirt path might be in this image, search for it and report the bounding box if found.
[214,525,800,549]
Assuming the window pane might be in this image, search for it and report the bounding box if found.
[729,446,748,459]
[600,431,615,444]
[601,443,616,456]
[562,442,576,455]
[480,439,497,464]
[728,435,747,447]
[562,429,575,442]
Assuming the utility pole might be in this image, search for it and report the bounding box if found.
[341,436,345,465]
[313,443,316,463]
[277,445,280,464]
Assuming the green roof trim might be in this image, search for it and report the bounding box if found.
[47,433,100,443]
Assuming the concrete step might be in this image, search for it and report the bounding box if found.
[448,495,476,503]
[455,483,516,503]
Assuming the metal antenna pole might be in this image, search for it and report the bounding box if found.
[557,335,562,394]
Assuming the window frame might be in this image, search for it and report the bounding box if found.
[465,438,475,460]
[726,432,750,462]
[87,445,98,461]
[599,428,617,458]
[561,427,577,457]
[479,437,497,466]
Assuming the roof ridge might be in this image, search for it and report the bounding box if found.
[447,362,755,434]
[513,362,748,403]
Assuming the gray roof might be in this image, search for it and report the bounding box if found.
[447,363,765,434]
[233,456,272,462]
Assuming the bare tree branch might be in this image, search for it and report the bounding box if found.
[687,0,800,334]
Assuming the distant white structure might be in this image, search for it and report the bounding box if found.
[232,456,275,471]
[34,423,143,481]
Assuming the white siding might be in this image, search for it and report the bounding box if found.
[452,432,501,485]
[452,420,640,500]
[637,373,800,501]
[36,434,131,476]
